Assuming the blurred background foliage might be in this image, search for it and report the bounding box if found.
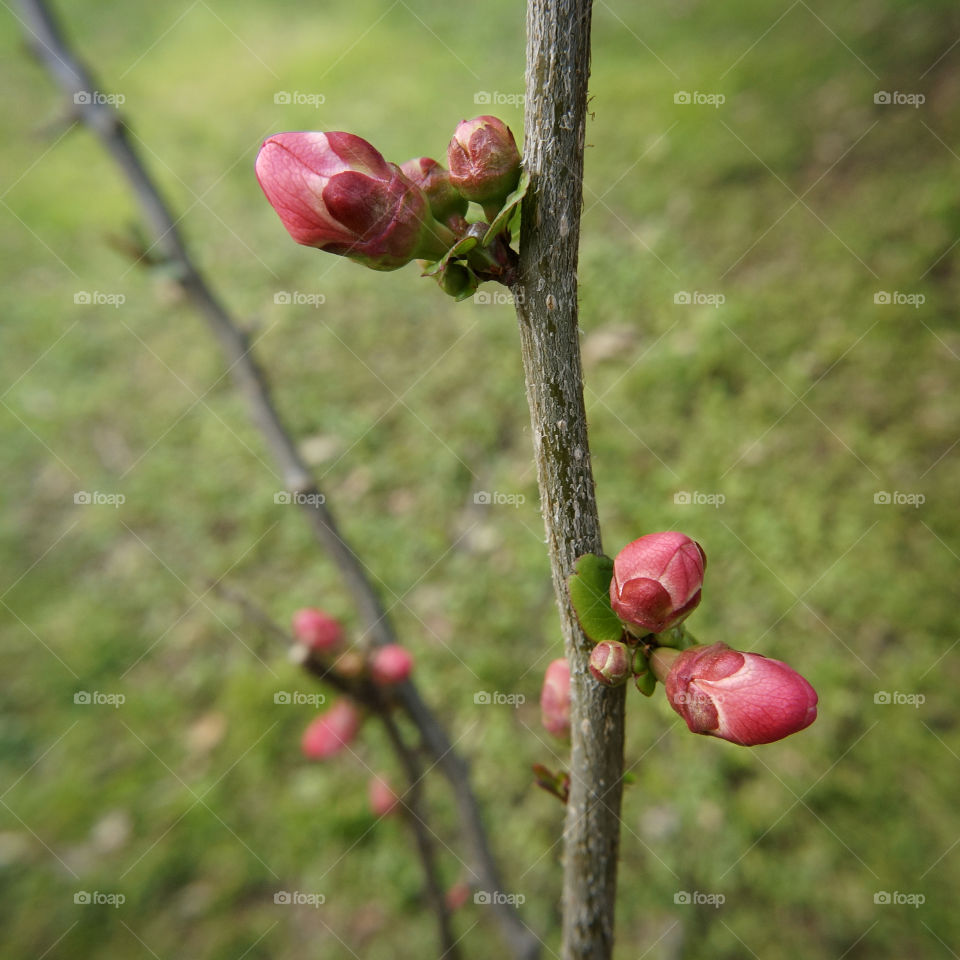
[2,0,959,957]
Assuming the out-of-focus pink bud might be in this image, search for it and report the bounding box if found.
[541,658,571,738]
[609,532,706,634]
[369,644,414,685]
[256,131,454,269]
[655,642,818,746]
[588,640,631,687]
[446,881,471,912]
[291,607,343,652]
[400,157,468,225]
[301,699,362,759]
[447,116,521,207]
[368,775,400,817]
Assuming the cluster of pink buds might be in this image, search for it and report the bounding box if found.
[545,532,818,750]
[290,608,416,793]
[256,116,523,296]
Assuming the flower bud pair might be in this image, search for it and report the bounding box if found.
[256,132,455,270]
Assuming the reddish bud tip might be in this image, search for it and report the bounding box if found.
[540,658,571,739]
[588,640,632,687]
[400,157,468,224]
[301,699,362,759]
[446,882,471,912]
[609,532,706,634]
[369,644,414,685]
[447,116,521,206]
[664,642,818,746]
[368,775,400,817]
[291,607,343,652]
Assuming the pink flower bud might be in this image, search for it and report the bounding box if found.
[446,881,471,912]
[609,532,706,634]
[660,642,818,746]
[369,644,414,685]
[291,607,343,653]
[256,131,454,269]
[301,699,362,759]
[400,157,468,225]
[368,775,400,817]
[540,658,571,738]
[447,116,521,206]
[588,640,631,687]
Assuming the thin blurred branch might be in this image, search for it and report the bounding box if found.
[18,2,539,957]
[513,2,626,958]
[214,584,460,958]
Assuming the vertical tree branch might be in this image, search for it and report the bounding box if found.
[513,2,626,959]
[18,2,540,957]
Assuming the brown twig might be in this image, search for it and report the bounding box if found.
[513,2,626,959]
[18,2,539,957]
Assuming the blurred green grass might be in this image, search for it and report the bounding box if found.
[2,0,959,957]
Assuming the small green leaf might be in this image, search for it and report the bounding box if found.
[421,234,479,278]
[568,553,623,644]
[633,668,657,697]
[483,168,530,245]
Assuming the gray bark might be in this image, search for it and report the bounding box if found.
[514,2,626,958]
